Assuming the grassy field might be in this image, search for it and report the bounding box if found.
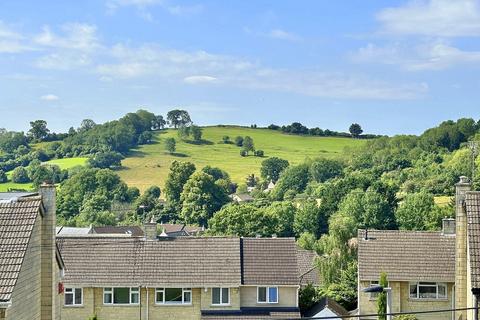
[118,126,367,192]
[0,157,88,192]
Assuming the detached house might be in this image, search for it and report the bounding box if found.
[57,230,318,320]
[357,176,480,320]
[0,186,63,320]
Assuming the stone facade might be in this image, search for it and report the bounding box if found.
[60,286,298,320]
[359,281,454,320]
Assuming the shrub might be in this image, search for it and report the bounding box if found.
[235,136,244,147]
[11,166,30,183]
[0,170,7,183]
[254,150,264,157]
[240,150,248,157]
[222,136,230,144]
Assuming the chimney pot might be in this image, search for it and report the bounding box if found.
[442,218,456,235]
[144,216,157,240]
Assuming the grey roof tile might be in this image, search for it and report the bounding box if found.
[466,192,480,289]
[357,229,455,282]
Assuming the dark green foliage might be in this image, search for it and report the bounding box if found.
[202,166,230,181]
[245,174,259,187]
[165,138,176,153]
[294,200,326,237]
[0,130,28,153]
[167,109,191,128]
[254,150,264,157]
[28,120,50,141]
[222,136,230,143]
[309,158,344,183]
[135,186,162,219]
[260,157,289,183]
[88,151,124,169]
[179,171,230,226]
[271,164,310,200]
[234,136,243,146]
[242,136,254,154]
[349,123,363,138]
[79,119,96,132]
[164,161,196,205]
[56,168,129,221]
[152,115,167,130]
[420,118,478,151]
[190,125,202,141]
[11,166,30,183]
[240,150,247,157]
[299,284,319,314]
[28,163,64,187]
[377,272,388,320]
[319,260,358,310]
[395,192,435,230]
[0,170,6,183]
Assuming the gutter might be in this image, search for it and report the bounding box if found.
[0,301,11,308]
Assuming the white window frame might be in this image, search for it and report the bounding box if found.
[409,282,447,300]
[64,287,83,306]
[211,287,230,306]
[103,287,140,305]
[155,288,192,305]
[257,286,279,304]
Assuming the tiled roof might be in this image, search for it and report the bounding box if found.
[57,236,242,287]
[303,297,349,317]
[91,226,144,237]
[357,229,455,282]
[58,236,306,287]
[296,248,319,286]
[0,197,42,302]
[242,238,299,285]
[466,192,480,289]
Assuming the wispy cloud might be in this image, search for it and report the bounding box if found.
[106,0,203,20]
[352,40,480,71]
[267,29,301,41]
[377,0,480,37]
[184,75,217,84]
[0,21,35,53]
[40,94,59,101]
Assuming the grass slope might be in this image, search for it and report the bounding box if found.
[0,157,88,192]
[119,126,366,192]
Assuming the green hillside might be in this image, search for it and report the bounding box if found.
[118,126,366,191]
[0,157,88,192]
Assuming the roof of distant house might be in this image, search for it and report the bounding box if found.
[0,196,43,302]
[57,236,315,288]
[466,192,480,290]
[297,248,320,286]
[303,297,349,317]
[91,226,144,237]
[232,193,254,202]
[358,229,455,282]
[56,226,91,236]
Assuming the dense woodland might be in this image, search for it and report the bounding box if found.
[1,110,480,310]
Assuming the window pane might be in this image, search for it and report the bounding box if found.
[104,293,112,304]
[221,288,229,304]
[419,285,436,299]
[114,288,130,304]
[258,287,267,302]
[156,290,164,303]
[409,284,417,298]
[65,293,73,305]
[74,289,82,305]
[183,290,191,303]
[165,288,182,303]
[131,292,139,304]
[212,288,220,304]
[438,285,446,299]
[268,287,278,303]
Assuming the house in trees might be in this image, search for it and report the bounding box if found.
[357,176,480,320]
[0,186,64,320]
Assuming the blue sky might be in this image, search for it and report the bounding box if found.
[1,0,480,135]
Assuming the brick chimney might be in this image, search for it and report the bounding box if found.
[38,183,56,320]
[144,216,157,240]
[455,176,471,320]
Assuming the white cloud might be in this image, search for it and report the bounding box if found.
[0,21,35,53]
[34,23,99,52]
[106,0,203,19]
[40,94,59,101]
[377,0,480,37]
[184,75,217,84]
[352,40,480,71]
[268,29,301,41]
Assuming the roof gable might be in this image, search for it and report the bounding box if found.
[0,197,42,302]
[358,229,455,282]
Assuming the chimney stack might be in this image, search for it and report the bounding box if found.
[38,183,56,320]
[144,216,157,240]
[442,218,455,235]
[455,176,471,320]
